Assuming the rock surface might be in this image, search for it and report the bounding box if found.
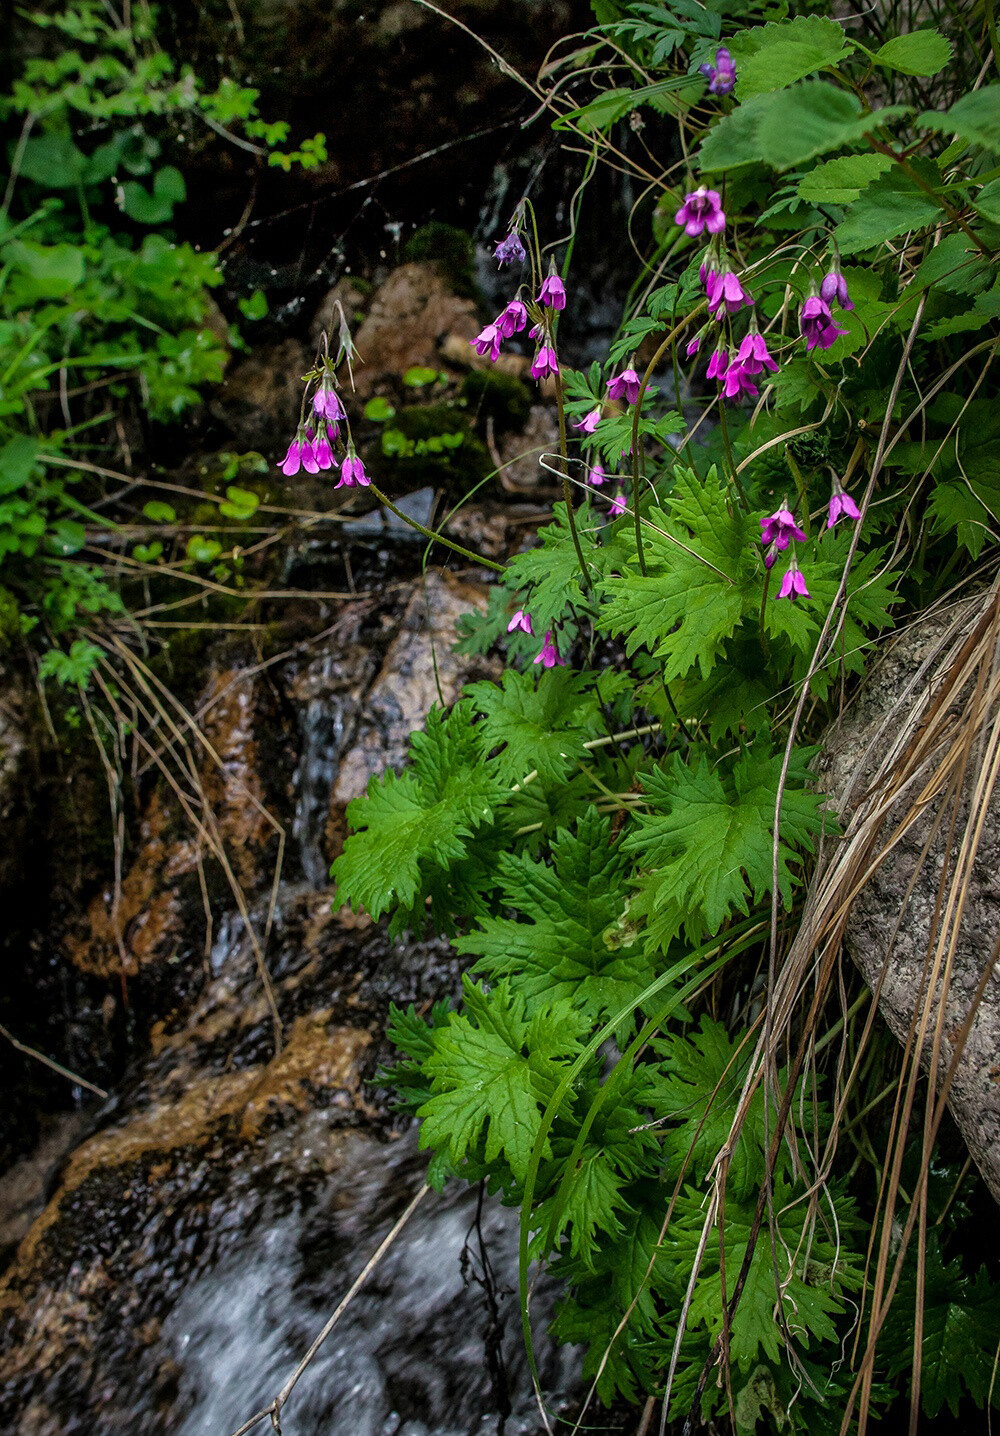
[344,262,480,395]
[820,590,1000,1203]
[0,568,533,1433]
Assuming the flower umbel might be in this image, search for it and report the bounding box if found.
[533,630,566,667]
[675,187,726,238]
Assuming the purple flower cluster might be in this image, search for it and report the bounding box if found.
[761,504,809,601]
[470,252,568,384]
[678,187,857,404]
[507,607,567,667]
[277,371,370,489]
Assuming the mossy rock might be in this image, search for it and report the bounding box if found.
[460,369,532,434]
[403,223,478,300]
[377,402,490,491]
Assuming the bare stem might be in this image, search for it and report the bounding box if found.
[365,482,504,573]
[554,373,593,594]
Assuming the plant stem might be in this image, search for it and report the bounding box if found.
[986,0,1000,75]
[554,373,593,594]
[785,450,811,537]
[366,482,504,573]
[630,299,709,576]
[717,402,750,511]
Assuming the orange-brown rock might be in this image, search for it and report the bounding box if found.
[344,262,478,395]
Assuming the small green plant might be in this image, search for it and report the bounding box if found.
[0,1,325,685]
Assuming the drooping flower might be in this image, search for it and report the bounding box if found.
[685,331,703,359]
[820,266,854,312]
[675,187,726,238]
[827,481,861,529]
[760,504,806,563]
[507,608,533,636]
[313,381,345,426]
[706,346,729,382]
[588,462,607,487]
[708,269,754,317]
[533,629,566,668]
[313,422,335,471]
[800,295,848,352]
[494,231,526,267]
[778,559,810,601]
[538,271,567,311]
[736,330,779,376]
[722,360,759,402]
[531,345,560,381]
[497,299,528,337]
[607,367,642,405]
[608,489,627,519]
[280,428,319,477]
[471,322,502,362]
[338,447,370,488]
[700,252,720,297]
[700,46,736,96]
[574,407,602,435]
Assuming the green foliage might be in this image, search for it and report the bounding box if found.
[336,1,1000,1432]
[0,1,320,681]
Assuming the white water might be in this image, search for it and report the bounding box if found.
[164,1134,577,1436]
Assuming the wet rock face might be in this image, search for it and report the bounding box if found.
[0,565,549,1432]
[820,593,1000,1204]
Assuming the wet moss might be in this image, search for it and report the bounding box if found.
[376,402,491,492]
[460,369,532,434]
[403,223,478,299]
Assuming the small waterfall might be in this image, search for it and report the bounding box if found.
[163,1133,578,1436]
[291,643,373,888]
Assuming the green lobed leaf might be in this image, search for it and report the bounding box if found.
[728,15,852,100]
[597,467,759,682]
[418,975,591,1182]
[833,164,941,253]
[796,153,893,204]
[873,29,952,77]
